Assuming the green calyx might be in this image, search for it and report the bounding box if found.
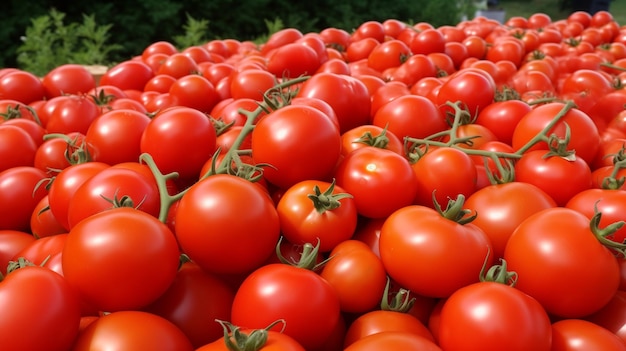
[307,178,353,214]
[216,319,286,351]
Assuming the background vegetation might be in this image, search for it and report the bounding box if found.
[2,0,623,74]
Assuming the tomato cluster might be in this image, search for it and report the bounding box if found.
[2,9,626,351]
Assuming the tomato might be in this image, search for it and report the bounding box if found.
[389,53,437,87]
[175,174,280,275]
[344,331,442,351]
[229,68,276,101]
[566,188,626,245]
[352,20,385,43]
[12,233,67,267]
[266,42,322,77]
[366,39,411,73]
[550,319,626,351]
[144,261,235,348]
[48,162,110,231]
[251,104,341,190]
[276,180,357,252]
[42,64,96,98]
[62,207,180,312]
[411,147,478,208]
[438,281,552,351]
[142,40,178,61]
[0,166,49,232]
[45,94,102,135]
[340,124,404,157]
[182,45,213,64]
[475,99,532,145]
[344,309,435,348]
[559,69,613,102]
[379,203,492,298]
[296,72,371,134]
[485,38,525,68]
[0,265,81,351]
[436,68,496,117]
[511,102,601,165]
[30,195,67,238]
[71,310,194,351]
[334,147,418,219]
[210,97,263,127]
[0,124,38,172]
[66,166,161,229]
[464,182,556,259]
[168,74,219,113]
[0,70,46,104]
[320,27,351,51]
[514,150,592,206]
[0,230,36,274]
[231,263,341,350]
[0,99,41,125]
[140,106,217,181]
[99,60,154,91]
[372,94,447,141]
[369,81,410,117]
[319,240,387,313]
[585,290,626,344]
[155,52,200,79]
[504,207,620,318]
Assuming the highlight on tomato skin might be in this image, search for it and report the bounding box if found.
[3,8,626,350]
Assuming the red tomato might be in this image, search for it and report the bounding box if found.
[372,94,447,141]
[566,188,626,245]
[333,147,418,219]
[319,240,387,313]
[340,124,404,157]
[0,230,36,275]
[389,53,437,87]
[231,263,341,350]
[504,207,620,318]
[197,323,306,351]
[0,70,46,104]
[344,331,442,351]
[45,94,102,135]
[585,290,626,344]
[438,281,552,351]
[0,124,38,172]
[296,72,371,134]
[71,310,194,351]
[30,195,67,238]
[436,68,496,117]
[411,147,478,208]
[156,53,200,79]
[11,233,67,267]
[260,27,303,55]
[367,39,411,72]
[229,68,276,101]
[251,104,341,190]
[512,102,601,165]
[168,74,219,113]
[140,106,217,181]
[514,149,592,206]
[62,208,181,312]
[175,174,280,275]
[352,20,385,43]
[142,41,178,61]
[42,64,96,98]
[0,265,81,351]
[464,182,556,259]
[99,60,154,91]
[277,180,357,252]
[0,166,49,232]
[343,309,435,348]
[475,99,532,145]
[266,43,322,77]
[143,261,235,348]
[379,204,492,298]
[550,319,626,351]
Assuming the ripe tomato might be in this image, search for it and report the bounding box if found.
[475,99,532,145]
[438,281,552,351]
[340,124,404,157]
[0,70,46,104]
[0,230,36,275]
[464,182,556,259]
[30,195,67,238]
[45,94,102,135]
[511,102,600,165]
[333,147,418,219]
[99,60,154,92]
[71,310,194,351]
[0,166,49,232]
[266,42,322,77]
[156,53,200,79]
[379,204,492,298]
[550,319,626,351]
[0,265,81,351]
[585,290,626,344]
[277,180,357,252]
[62,207,181,312]
[197,324,306,351]
[175,174,280,275]
[319,240,387,313]
[436,68,496,117]
[372,94,447,141]
[0,124,38,172]
[367,39,411,72]
[143,261,235,348]
[140,106,217,181]
[231,263,341,350]
[504,207,620,318]
[251,104,341,190]
[42,64,96,98]
[343,309,435,348]
[344,331,441,351]
[566,188,626,245]
[168,74,219,113]
[229,68,276,101]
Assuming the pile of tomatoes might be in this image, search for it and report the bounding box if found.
[3,8,626,351]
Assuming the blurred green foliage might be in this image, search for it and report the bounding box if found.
[2,0,474,72]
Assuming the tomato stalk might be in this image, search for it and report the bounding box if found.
[307,178,353,213]
[590,205,626,258]
[432,193,476,225]
[479,254,518,287]
[601,157,626,190]
[275,237,328,271]
[380,278,415,312]
[140,76,309,223]
[216,319,286,351]
[43,133,93,165]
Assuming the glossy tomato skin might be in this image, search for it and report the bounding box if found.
[343,309,435,348]
[0,70,46,104]
[62,208,181,312]
[334,147,418,219]
[372,94,447,140]
[45,94,102,135]
[140,106,217,181]
[550,319,626,351]
[42,64,96,98]
[566,188,626,245]
[175,174,280,275]
[379,205,492,298]
[0,266,81,351]
[99,60,154,91]
[475,99,532,145]
[71,310,194,351]
[464,182,556,259]
[0,230,36,275]
[438,282,552,351]
[436,68,496,117]
[344,331,442,351]
[585,290,626,344]
[197,329,306,351]
[143,261,235,348]
[0,166,49,232]
[0,124,38,172]
[252,104,341,190]
[319,240,387,314]
[504,207,620,318]
[231,263,341,350]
